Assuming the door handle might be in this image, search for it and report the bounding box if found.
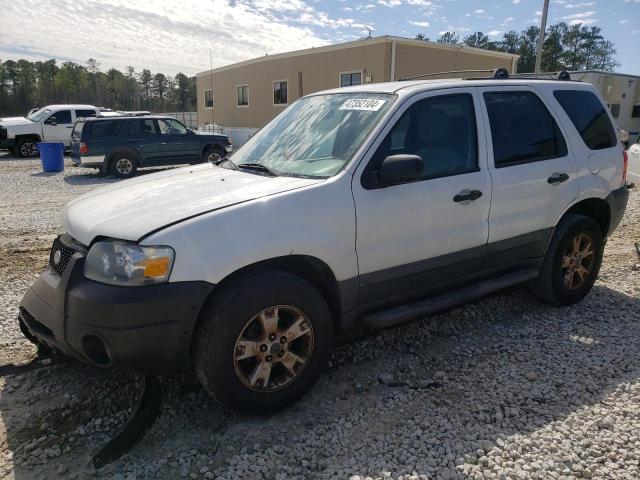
[453,189,483,203]
[66,126,73,128]
[547,172,569,184]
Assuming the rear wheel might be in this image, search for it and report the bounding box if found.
[16,138,39,158]
[531,214,604,305]
[194,270,334,413]
[110,155,138,178]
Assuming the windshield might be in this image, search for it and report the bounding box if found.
[28,108,51,122]
[228,93,394,178]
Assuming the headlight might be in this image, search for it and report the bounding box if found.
[84,240,175,286]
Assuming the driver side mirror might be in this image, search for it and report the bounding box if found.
[45,118,57,126]
[187,129,195,135]
[378,154,425,186]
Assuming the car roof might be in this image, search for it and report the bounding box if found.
[313,78,593,97]
[43,104,97,109]
[84,114,171,122]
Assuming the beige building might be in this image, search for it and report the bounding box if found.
[196,36,518,144]
[569,70,640,143]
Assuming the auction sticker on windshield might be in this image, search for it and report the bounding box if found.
[339,99,387,111]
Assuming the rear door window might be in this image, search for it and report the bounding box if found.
[127,119,158,136]
[484,91,567,167]
[75,109,97,119]
[87,120,122,137]
[553,90,617,150]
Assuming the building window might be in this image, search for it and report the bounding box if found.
[610,103,620,118]
[237,85,249,107]
[274,80,288,105]
[633,105,640,118]
[340,71,362,87]
[204,89,214,109]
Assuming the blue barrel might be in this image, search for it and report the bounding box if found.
[37,142,65,172]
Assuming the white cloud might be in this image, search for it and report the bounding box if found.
[487,30,503,37]
[501,16,515,25]
[562,10,597,21]
[0,0,371,74]
[565,2,596,8]
[474,9,485,13]
[512,0,521,4]
[619,19,630,23]
[378,0,401,6]
[410,20,431,27]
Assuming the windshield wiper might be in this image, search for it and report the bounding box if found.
[217,156,238,170]
[237,163,281,177]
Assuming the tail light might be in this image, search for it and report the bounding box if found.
[622,149,628,186]
[79,142,88,154]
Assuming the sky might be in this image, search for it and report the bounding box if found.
[0,0,638,76]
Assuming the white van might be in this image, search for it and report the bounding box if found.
[19,71,630,412]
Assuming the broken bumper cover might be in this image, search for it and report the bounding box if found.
[19,253,214,375]
[605,185,630,235]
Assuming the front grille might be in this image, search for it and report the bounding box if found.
[49,236,80,276]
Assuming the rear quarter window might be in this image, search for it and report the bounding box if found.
[86,120,122,138]
[553,90,617,150]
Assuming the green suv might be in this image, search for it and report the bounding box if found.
[70,115,233,178]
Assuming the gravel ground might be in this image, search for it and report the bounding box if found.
[0,151,639,480]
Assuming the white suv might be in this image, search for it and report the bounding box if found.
[19,72,630,412]
[0,104,100,157]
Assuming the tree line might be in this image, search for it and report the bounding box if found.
[0,58,196,116]
[415,22,620,73]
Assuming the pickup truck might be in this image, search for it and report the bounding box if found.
[0,104,100,157]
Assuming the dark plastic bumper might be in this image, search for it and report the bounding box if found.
[605,185,630,235]
[0,138,15,149]
[19,253,215,375]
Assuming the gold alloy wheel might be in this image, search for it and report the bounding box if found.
[233,305,314,392]
[561,233,595,290]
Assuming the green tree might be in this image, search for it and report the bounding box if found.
[414,33,430,41]
[437,31,459,44]
[463,31,490,49]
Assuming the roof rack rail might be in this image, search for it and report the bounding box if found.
[398,68,573,82]
[397,68,502,81]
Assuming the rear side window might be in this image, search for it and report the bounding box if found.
[484,91,567,167]
[75,109,96,119]
[553,90,616,150]
[87,120,121,137]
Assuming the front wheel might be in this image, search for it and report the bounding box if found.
[16,138,39,158]
[194,270,334,413]
[200,146,225,164]
[531,214,604,305]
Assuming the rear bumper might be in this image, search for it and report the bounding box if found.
[19,249,214,375]
[71,154,104,167]
[605,185,630,235]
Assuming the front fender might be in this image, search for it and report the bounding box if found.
[142,173,358,288]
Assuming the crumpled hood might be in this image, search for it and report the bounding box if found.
[64,163,321,246]
[0,116,31,126]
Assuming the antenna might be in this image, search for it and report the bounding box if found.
[363,25,375,38]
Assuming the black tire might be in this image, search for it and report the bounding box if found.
[531,214,604,306]
[194,269,334,413]
[16,138,39,158]
[200,146,225,164]
[110,154,138,178]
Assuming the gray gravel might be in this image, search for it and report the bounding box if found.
[1,151,639,480]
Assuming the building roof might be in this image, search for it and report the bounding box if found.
[196,36,519,78]
[569,70,640,79]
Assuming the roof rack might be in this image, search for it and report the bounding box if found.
[398,68,573,82]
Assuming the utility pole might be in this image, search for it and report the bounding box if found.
[209,49,215,128]
[534,0,550,73]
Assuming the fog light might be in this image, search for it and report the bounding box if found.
[81,334,112,367]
